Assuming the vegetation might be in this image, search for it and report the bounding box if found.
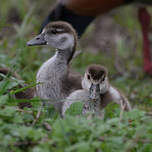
[0,0,152,151]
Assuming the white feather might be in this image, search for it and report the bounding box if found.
[109,86,121,104]
[99,78,109,94]
[81,74,91,90]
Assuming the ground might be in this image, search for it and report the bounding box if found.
[0,0,152,151]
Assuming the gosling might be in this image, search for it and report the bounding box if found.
[62,64,131,116]
[27,21,82,110]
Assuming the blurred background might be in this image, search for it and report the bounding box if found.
[0,1,152,151]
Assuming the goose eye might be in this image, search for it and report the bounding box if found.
[87,75,90,80]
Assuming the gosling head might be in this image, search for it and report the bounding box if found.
[27,21,77,51]
[82,64,109,100]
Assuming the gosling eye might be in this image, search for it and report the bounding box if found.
[101,76,105,81]
[51,29,57,34]
[87,75,90,80]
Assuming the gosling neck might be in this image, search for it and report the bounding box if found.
[56,43,76,64]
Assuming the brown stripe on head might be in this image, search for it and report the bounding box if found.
[45,21,77,37]
[87,64,108,81]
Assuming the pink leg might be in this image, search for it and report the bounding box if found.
[138,7,152,75]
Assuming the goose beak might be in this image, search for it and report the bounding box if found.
[27,34,47,46]
[89,84,100,101]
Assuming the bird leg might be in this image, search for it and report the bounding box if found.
[138,7,152,75]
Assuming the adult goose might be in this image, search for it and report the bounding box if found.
[40,0,152,75]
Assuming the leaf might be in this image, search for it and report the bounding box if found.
[65,142,90,152]
[0,95,9,105]
[65,102,83,116]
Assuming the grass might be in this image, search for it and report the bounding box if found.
[0,1,152,151]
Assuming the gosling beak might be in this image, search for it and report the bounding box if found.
[89,84,100,101]
[27,34,47,46]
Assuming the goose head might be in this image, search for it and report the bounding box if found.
[82,64,109,100]
[27,21,77,51]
